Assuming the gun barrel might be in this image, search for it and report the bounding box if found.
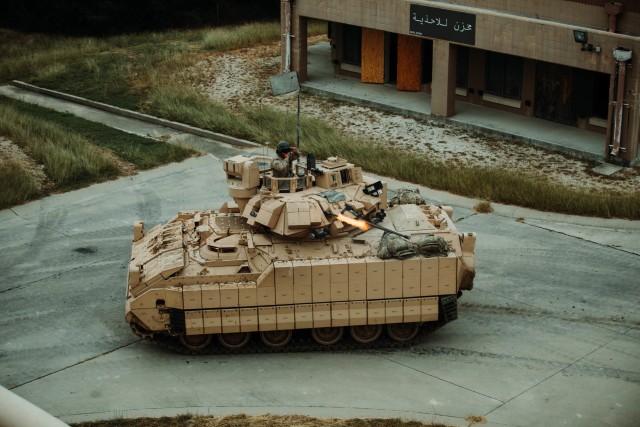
[365,220,411,240]
[326,210,410,240]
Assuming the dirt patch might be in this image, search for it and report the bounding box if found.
[73,414,453,427]
[191,37,640,194]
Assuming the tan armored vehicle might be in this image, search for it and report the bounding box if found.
[126,151,476,353]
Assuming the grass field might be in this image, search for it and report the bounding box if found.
[1,22,639,218]
[0,96,195,209]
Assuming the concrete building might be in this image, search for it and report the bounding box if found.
[280,0,640,165]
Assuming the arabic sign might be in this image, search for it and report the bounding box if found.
[409,4,476,45]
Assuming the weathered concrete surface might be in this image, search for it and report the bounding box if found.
[1,155,638,427]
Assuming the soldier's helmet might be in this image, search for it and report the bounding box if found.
[276,141,291,157]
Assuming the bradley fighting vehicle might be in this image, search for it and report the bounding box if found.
[125,152,476,353]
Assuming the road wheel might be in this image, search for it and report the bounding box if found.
[311,327,343,345]
[350,324,382,344]
[179,334,212,352]
[386,323,420,342]
[218,332,251,349]
[260,330,293,348]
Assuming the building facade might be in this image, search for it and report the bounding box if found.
[280,0,640,164]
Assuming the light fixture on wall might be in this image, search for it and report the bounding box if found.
[574,29,597,52]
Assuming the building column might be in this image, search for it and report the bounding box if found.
[280,0,307,81]
[431,40,457,117]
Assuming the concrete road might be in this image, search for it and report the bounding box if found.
[1,154,639,427]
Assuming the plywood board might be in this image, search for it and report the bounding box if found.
[361,28,385,83]
[397,34,422,91]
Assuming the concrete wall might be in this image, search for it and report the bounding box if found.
[285,0,640,162]
[442,0,640,35]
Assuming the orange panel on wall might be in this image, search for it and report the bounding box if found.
[361,28,385,84]
[397,34,421,92]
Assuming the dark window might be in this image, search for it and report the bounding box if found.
[592,72,610,119]
[385,32,398,84]
[421,39,433,84]
[456,46,469,88]
[571,68,609,120]
[342,25,362,66]
[485,52,523,99]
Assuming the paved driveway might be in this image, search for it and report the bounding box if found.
[1,154,638,427]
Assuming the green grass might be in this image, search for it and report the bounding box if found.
[0,96,196,208]
[0,101,121,187]
[203,22,282,51]
[0,159,41,208]
[145,86,259,140]
[1,96,195,171]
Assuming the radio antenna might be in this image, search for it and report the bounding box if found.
[296,90,301,149]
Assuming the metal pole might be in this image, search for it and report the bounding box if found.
[283,0,292,73]
[297,91,301,148]
[611,61,626,156]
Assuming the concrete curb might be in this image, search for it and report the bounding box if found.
[10,80,261,149]
[301,84,605,163]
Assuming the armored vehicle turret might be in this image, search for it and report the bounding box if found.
[126,153,475,353]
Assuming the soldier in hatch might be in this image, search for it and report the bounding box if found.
[271,141,300,177]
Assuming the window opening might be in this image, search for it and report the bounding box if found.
[342,25,362,66]
[485,52,523,99]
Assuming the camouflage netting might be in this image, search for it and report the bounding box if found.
[377,232,450,259]
[389,187,426,206]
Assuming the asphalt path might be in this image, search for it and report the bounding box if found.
[1,151,639,427]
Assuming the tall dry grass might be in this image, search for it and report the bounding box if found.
[0,103,120,187]
[0,159,41,209]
